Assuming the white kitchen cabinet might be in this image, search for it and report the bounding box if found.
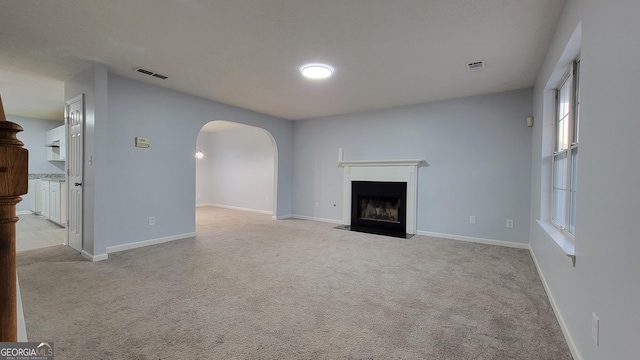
[48,181,67,226]
[40,180,50,218]
[45,125,66,162]
[60,181,66,226]
[29,179,41,214]
[49,181,60,224]
[31,177,66,226]
[28,179,36,212]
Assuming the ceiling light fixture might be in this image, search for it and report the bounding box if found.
[300,64,333,79]
[195,148,204,159]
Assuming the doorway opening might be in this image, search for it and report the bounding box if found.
[195,120,278,218]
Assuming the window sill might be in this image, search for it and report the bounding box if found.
[536,220,576,266]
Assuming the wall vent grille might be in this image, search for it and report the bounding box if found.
[135,67,168,80]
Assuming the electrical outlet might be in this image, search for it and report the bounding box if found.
[592,313,599,345]
[149,216,155,226]
[469,216,476,224]
[315,202,320,208]
[506,219,514,228]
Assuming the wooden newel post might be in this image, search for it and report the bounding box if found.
[0,95,28,342]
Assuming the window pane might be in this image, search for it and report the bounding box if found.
[553,152,568,227]
[574,61,580,144]
[556,76,571,152]
[569,148,578,234]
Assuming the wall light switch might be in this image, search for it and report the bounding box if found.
[470,216,476,224]
[149,216,155,226]
[526,116,534,127]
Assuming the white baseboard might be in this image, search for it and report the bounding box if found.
[16,211,32,215]
[529,249,582,360]
[16,276,27,341]
[417,231,530,249]
[274,214,293,220]
[204,203,273,215]
[196,203,214,208]
[290,214,343,225]
[81,250,108,262]
[106,232,197,254]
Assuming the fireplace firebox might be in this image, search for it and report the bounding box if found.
[350,181,408,237]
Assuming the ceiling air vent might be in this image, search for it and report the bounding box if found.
[466,61,485,71]
[135,67,168,80]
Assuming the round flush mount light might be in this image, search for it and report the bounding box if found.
[300,64,333,79]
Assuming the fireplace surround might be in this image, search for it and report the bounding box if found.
[338,158,427,237]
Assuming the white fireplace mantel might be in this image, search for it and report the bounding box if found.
[338,159,428,168]
[338,158,428,234]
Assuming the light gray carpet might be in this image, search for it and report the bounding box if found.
[17,207,572,359]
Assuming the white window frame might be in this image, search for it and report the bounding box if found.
[552,60,580,237]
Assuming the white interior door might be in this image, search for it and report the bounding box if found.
[66,94,84,252]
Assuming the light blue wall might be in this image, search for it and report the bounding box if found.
[8,115,65,212]
[293,89,533,243]
[96,73,292,255]
[197,126,275,213]
[530,0,640,359]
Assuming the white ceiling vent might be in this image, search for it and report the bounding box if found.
[466,61,485,71]
[135,67,168,80]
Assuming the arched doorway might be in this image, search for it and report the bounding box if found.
[195,120,278,216]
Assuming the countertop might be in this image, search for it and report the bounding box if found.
[29,174,65,182]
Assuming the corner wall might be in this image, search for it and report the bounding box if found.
[293,89,533,244]
[64,63,109,256]
[530,0,640,359]
[98,73,291,255]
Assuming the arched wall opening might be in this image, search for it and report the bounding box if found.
[195,120,278,216]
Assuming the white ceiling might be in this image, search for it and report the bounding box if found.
[0,0,566,121]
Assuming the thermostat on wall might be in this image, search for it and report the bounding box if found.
[135,137,150,148]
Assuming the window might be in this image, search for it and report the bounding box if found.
[552,60,580,235]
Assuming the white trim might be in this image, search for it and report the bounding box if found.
[204,203,273,215]
[196,203,214,208]
[537,220,576,265]
[16,211,32,215]
[417,231,530,249]
[529,249,582,360]
[106,232,197,254]
[338,159,428,167]
[290,215,343,225]
[17,276,27,341]
[81,250,108,262]
[274,214,293,220]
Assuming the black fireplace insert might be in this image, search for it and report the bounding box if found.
[350,181,408,237]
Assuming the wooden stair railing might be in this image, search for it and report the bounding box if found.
[0,94,28,342]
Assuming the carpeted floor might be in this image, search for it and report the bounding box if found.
[17,207,572,359]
